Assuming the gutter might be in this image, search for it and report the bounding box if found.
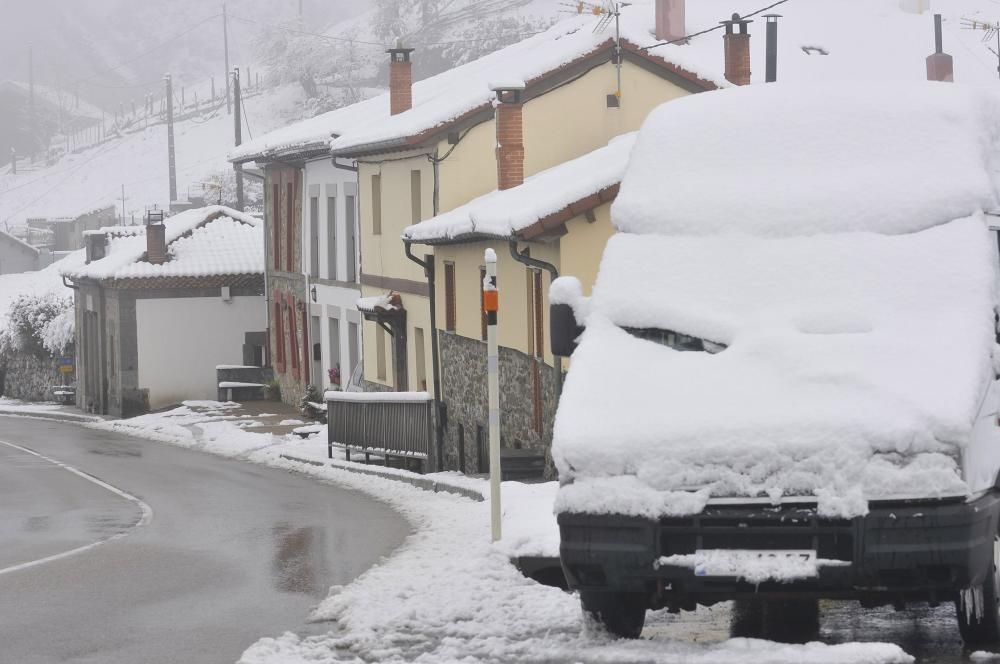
[509,240,563,398]
[404,240,445,472]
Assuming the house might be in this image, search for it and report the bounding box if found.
[402,134,633,473]
[61,206,266,417]
[27,206,116,252]
[325,0,723,472]
[229,99,376,405]
[0,230,42,275]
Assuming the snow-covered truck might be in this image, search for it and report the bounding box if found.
[550,82,1000,643]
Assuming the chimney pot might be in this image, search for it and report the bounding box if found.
[655,0,686,43]
[387,45,415,116]
[84,232,107,265]
[491,83,526,191]
[146,211,167,265]
[722,14,753,86]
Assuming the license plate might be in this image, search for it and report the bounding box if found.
[692,549,817,577]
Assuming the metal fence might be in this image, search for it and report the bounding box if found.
[327,393,433,470]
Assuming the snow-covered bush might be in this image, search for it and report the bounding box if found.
[0,293,74,358]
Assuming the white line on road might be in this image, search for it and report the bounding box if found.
[0,439,153,577]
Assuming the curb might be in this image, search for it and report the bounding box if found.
[0,409,104,424]
[279,453,486,502]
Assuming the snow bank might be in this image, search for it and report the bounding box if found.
[404,133,634,243]
[62,206,262,281]
[554,216,998,518]
[614,82,1000,237]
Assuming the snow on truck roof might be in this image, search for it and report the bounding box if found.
[554,83,1000,519]
[62,206,263,282]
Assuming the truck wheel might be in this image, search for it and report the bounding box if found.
[580,591,647,638]
[957,534,1000,646]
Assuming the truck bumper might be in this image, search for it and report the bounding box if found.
[559,492,1000,606]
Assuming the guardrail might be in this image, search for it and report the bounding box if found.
[326,391,433,472]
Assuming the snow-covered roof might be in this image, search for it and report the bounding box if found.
[403,133,635,244]
[555,217,998,519]
[614,82,1000,237]
[0,230,40,256]
[235,0,1000,165]
[62,206,263,282]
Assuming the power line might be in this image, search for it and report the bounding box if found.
[638,0,793,51]
[241,95,254,141]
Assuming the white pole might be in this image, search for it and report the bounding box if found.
[485,248,501,542]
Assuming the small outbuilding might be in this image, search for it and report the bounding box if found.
[62,206,266,417]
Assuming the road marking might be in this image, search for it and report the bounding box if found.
[0,439,153,577]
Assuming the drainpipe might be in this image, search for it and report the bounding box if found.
[404,240,444,472]
[508,239,562,398]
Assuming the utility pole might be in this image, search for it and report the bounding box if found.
[119,185,127,226]
[233,67,245,211]
[28,44,36,158]
[165,74,177,204]
[484,248,501,542]
[299,0,304,19]
[223,3,232,115]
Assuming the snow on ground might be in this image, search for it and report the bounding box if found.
[0,400,901,663]
[0,84,304,227]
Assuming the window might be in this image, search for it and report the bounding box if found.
[371,174,382,235]
[272,183,281,271]
[285,180,295,271]
[328,317,341,385]
[444,262,456,332]
[309,196,320,278]
[414,327,427,391]
[348,321,359,382]
[411,169,422,224]
[326,196,337,280]
[376,325,387,380]
[345,195,357,282]
[480,266,487,341]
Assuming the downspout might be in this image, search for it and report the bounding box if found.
[405,239,444,472]
[509,239,563,398]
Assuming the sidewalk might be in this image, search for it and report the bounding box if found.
[0,398,104,423]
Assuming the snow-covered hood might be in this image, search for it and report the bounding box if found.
[553,217,999,518]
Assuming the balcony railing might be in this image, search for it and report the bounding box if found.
[326,391,433,472]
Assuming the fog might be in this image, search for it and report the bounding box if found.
[0,0,360,108]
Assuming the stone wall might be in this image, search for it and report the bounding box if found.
[439,331,558,478]
[0,352,70,402]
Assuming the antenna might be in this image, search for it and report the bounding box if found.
[962,16,1000,80]
[559,2,629,103]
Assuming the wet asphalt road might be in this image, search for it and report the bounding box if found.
[0,416,409,664]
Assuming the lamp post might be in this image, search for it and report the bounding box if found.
[484,248,501,542]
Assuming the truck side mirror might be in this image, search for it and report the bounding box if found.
[551,303,583,357]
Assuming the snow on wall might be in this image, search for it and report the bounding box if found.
[553,216,999,518]
[136,295,265,409]
[614,82,1000,237]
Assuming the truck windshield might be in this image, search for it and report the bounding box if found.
[625,328,726,354]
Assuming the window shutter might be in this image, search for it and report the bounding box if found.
[272,183,281,271]
[445,263,456,332]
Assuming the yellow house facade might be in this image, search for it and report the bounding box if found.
[332,3,719,473]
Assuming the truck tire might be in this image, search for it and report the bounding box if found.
[580,591,647,638]
[957,534,1000,646]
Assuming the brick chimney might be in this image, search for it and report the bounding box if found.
[722,13,752,86]
[146,210,167,265]
[491,82,526,191]
[926,14,954,82]
[387,43,415,116]
[655,0,686,42]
